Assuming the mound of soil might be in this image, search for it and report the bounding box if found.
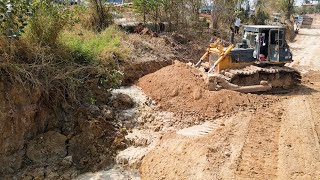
[121,32,209,85]
[138,61,273,119]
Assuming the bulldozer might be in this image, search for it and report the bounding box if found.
[195,25,301,93]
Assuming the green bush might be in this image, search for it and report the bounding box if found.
[0,0,32,38]
[24,1,73,47]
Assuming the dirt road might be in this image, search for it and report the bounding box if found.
[289,28,320,71]
[140,29,320,179]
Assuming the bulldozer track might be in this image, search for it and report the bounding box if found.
[221,65,302,89]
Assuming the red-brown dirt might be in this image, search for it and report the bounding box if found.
[139,28,320,180]
[138,61,274,119]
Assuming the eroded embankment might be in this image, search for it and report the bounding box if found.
[0,80,133,179]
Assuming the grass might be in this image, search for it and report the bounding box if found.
[60,25,130,64]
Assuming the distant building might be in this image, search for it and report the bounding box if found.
[53,0,81,5]
[304,0,320,4]
[109,0,124,4]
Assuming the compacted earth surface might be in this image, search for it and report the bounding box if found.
[137,28,320,180]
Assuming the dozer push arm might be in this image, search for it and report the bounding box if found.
[195,40,220,67]
[208,44,235,73]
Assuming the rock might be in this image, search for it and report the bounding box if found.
[141,28,154,36]
[171,88,179,97]
[154,126,161,132]
[120,128,128,136]
[111,93,134,110]
[172,33,189,44]
[21,167,46,180]
[134,137,149,147]
[193,88,202,100]
[113,133,127,149]
[69,132,114,171]
[100,105,114,120]
[26,131,67,164]
[59,156,73,167]
[88,105,100,118]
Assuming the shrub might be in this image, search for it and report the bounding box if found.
[79,0,113,32]
[24,1,73,47]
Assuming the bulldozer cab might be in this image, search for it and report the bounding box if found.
[242,25,292,63]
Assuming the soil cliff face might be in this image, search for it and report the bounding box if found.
[0,78,128,179]
[0,81,44,175]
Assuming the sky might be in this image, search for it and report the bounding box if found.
[295,0,304,6]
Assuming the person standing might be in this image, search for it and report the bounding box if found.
[230,26,235,44]
[235,16,241,35]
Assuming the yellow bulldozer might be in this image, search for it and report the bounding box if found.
[196,25,301,93]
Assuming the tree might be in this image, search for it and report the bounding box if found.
[252,0,269,25]
[277,0,295,41]
[133,0,148,24]
[211,0,242,30]
[89,0,112,32]
[133,0,202,31]
[279,0,295,20]
[316,3,320,13]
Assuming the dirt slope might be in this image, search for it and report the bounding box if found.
[140,28,320,180]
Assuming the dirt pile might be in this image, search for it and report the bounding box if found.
[121,31,209,85]
[138,61,273,120]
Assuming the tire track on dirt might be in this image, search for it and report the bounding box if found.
[235,107,283,179]
[278,94,320,179]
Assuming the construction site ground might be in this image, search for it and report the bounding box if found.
[139,28,320,179]
[78,28,320,180]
